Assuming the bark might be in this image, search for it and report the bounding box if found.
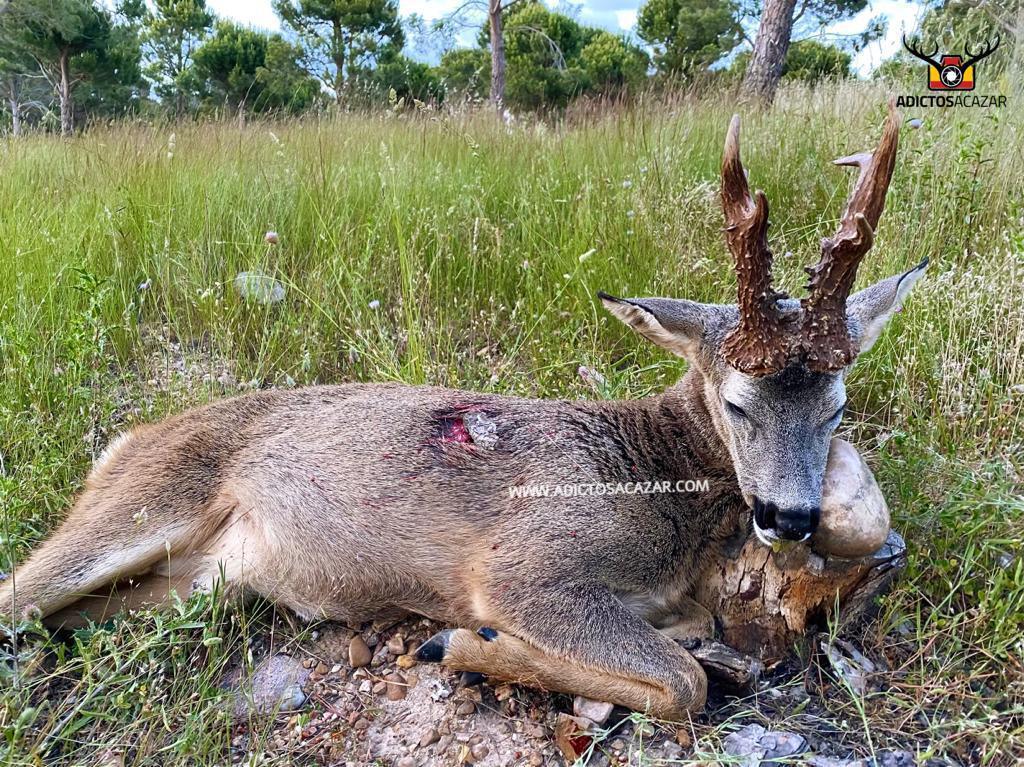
[58,48,73,136]
[740,0,798,106]
[8,76,21,136]
[695,530,907,669]
[488,0,506,113]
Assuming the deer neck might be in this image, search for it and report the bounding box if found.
[645,368,733,476]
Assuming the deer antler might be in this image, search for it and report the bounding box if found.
[799,103,900,371]
[902,35,942,70]
[962,35,1000,70]
[719,115,798,376]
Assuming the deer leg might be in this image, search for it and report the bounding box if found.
[43,569,198,630]
[651,596,715,643]
[416,585,706,720]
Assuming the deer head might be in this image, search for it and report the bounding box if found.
[601,105,927,546]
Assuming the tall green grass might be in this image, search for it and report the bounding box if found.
[1,80,1022,763]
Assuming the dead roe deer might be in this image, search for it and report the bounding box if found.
[1,106,926,718]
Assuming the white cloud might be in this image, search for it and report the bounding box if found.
[206,0,280,31]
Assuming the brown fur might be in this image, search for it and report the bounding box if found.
[2,370,748,718]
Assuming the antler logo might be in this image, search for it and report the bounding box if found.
[903,35,1000,91]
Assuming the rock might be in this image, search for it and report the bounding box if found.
[723,724,808,766]
[235,654,310,716]
[348,636,372,668]
[419,728,441,748]
[396,654,417,669]
[314,661,329,675]
[871,751,917,767]
[470,744,489,761]
[813,438,890,558]
[387,635,407,655]
[675,728,692,749]
[386,672,408,701]
[528,751,544,766]
[396,758,416,767]
[234,271,286,304]
[455,701,476,716]
[572,696,614,726]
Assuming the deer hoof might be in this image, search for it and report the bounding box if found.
[415,629,454,663]
[459,671,488,687]
[476,626,499,641]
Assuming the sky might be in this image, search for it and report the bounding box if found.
[205,0,927,75]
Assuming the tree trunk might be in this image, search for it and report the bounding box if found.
[740,0,797,106]
[58,48,73,136]
[694,530,907,673]
[8,76,21,136]
[333,21,345,105]
[488,0,506,113]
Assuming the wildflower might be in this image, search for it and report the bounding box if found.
[626,210,635,219]
[138,279,151,291]
[578,248,596,263]
[265,231,279,245]
[622,179,632,189]
[908,118,923,130]
[369,299,381,310]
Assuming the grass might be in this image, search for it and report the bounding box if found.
[0,78,1022,764]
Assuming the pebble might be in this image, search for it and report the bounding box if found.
[235,654,310,716]
[387,635,407,655]
[455,701,476,716]
[572,696,614,725]
[386,672,408,701]
[528,752,544,766]
[419,728,441,748]
[396,654,417,669]
[470,744,490,761]
[348,636,372,668]
[396,758,416,767]
[315,661,329,675]
[723,724,808,763]
[358,680,372,694]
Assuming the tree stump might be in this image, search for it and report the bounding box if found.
[687,438,908,683]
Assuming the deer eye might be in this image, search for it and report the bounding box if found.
[725,401,748,420]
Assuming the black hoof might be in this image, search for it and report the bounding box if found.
[415,629,454,663]
[459,671,488,687]
[476,626,498,642]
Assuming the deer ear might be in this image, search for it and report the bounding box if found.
[847,259,929,357]
[599,292,722,363]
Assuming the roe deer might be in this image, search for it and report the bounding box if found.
[0,107,926,719]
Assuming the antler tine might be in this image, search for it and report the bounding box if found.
[800,102,900,371]
[720,114,794,376]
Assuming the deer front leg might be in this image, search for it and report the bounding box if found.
[650,596,715,644]
[415,584,707,720]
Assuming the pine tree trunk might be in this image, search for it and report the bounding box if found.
[740,0,797,106]
[58,48,73,136]
[489,0,506,113]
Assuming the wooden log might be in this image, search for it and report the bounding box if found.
[692,438,907,668]
[694,528,906,666]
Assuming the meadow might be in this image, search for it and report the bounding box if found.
[0,80,1022,764]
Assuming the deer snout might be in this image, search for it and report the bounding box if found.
[753,498,820,541]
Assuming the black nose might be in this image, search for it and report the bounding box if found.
[753,498,819,540]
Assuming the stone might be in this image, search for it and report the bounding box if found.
[455,701,476,716]
[722,724,808,766]
[528,752,544,766]
[396,758,416,767]
[396,654,417,669]
[419,729,441,748]
[234,654,310,717]
[470,744,489,761]
[387,635,407,655]
[348,636,372,668]
[234,271,285,304]
[386,672,408,701]
[572,696,614,726]
[813,438,890,558]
